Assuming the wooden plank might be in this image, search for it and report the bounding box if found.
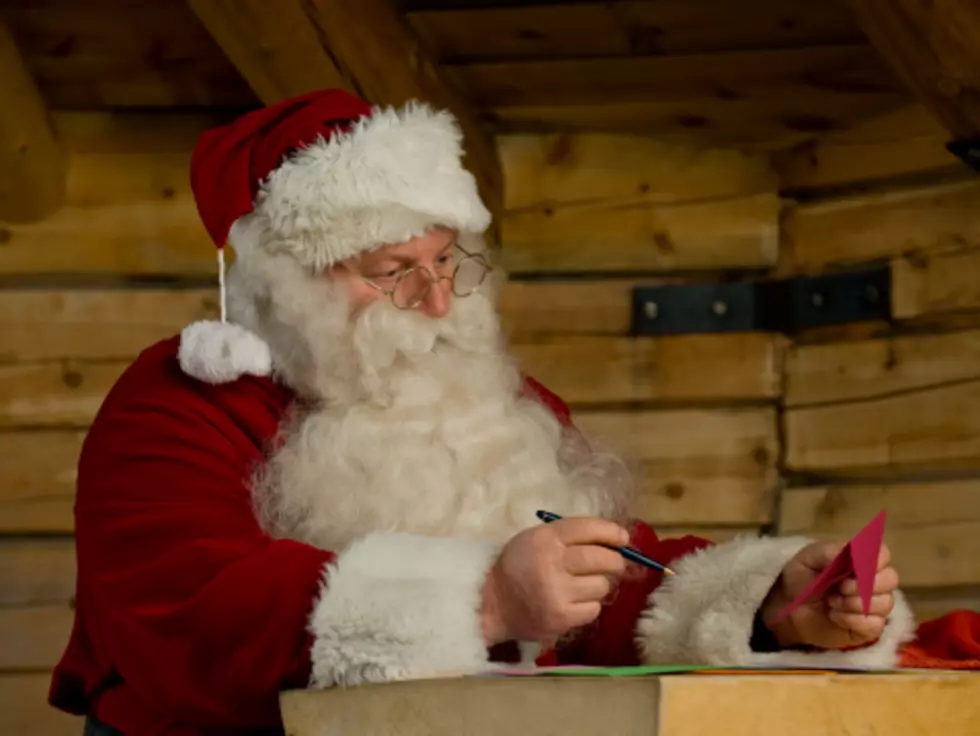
[0,539,75,606]
[190,0,503,222]
[779,481,980,587]
[785,328,980,406]
[0,288,217,362]
[497,279,641,337]
[0,19,66,221]
[0,674,81,736]
[409,0,863,62]
[0,362,126,428]
[487,92,909,151]
[846,0,980,140]
[0,431,83,534]
[501,193,780,273]
[783,179,980,271]
[450,44,904,108]
[0,200,215,276]
[187,0,349,106]
[513,333,782,405]
[0,281,641,363]
[0,604,73,670]
[576,408,778,526]
[784,380,980,472]
[283,671,980,736]
[499,133,776,212]
[905,587,980,621]
[3,0,256,109]
[893,247,980,320]
[774,104,964,191]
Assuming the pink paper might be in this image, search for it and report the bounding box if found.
[769,510,886,625]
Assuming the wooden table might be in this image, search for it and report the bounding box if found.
[281,671,980,735]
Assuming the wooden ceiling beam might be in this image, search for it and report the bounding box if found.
[0,20,66,223]
[845,0,980,166]
[188,0,502,224]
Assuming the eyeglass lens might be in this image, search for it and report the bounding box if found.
[390,255,488,309]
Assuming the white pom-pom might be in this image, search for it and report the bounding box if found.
[178,320,272,384]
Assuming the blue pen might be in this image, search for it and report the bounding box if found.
[536,510,675,575]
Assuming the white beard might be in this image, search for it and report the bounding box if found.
[236,247,634,552]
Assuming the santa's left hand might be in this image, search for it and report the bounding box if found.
[760,541,899,650]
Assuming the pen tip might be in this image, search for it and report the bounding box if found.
[664,568,676,576]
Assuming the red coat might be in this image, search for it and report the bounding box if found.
[48,337,974,735]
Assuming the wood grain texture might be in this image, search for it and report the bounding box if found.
[0,674,81,736]
[0,604,73,670]
[577,408,778,525]
[499,133,776,211]
[893,247,980,320]
[783,179,980,271]
[1,0,257,109]
[409,0,864,62]
[0,361,126,428]
[784,380,980,472]
[846,0,980,139]
[785,328,980,407]
[501,193,780,273]
[0,539,76,606]
[779,481,980,587]
[513,333,782,405]
[0,288,216,362]
[774,104,964,190]
[187,0,350,104]
[0,19,66,222]
[450,44,902,108]
[0,431,83,533]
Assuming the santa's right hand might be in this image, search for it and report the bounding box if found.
[479,517,629,647]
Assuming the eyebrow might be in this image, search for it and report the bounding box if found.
[366,238,457,266]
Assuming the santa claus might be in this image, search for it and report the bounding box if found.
[48,89,975,736]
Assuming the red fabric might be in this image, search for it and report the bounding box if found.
[900,610,980,669]
[190,88,373,247]
[49,337,332,734]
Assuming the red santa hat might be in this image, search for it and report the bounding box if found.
[177,88,493,385]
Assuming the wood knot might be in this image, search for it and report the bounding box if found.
[161,186,176,200]
[0,228,11,244]
[751,445,770,466]
[63,369,84,388]
[663,482,685,500]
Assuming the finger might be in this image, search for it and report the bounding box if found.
[828,592,893,617]
[552,517,630,548]
[568,574,614,603]
[828,610,886,641]
[563,601,603,631]
[838,566,899,596]
[564,545,627,577]
[876,543,892,571]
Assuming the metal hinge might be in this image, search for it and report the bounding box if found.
[631,265,891,336]
[947,139,980,173]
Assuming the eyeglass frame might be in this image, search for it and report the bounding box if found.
[352,242,494,310]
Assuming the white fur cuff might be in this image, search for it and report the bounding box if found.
[635,535,917,669]
[308,532,500,688]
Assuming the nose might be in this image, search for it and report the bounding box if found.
[419,277,452,319]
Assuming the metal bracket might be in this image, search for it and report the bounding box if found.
[947,139,980,173]
[631,265,891,336]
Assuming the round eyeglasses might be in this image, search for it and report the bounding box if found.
[357,245,492,310]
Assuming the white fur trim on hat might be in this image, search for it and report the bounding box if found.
[178,320,272,385]
[254,102,493,270]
